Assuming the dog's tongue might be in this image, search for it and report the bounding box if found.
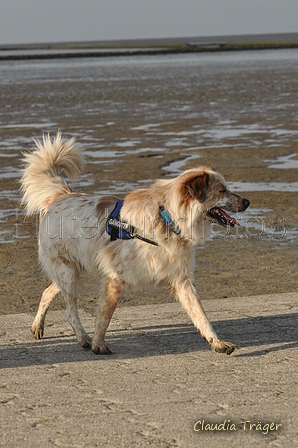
[211,207,240,226]
[220,208,240,226]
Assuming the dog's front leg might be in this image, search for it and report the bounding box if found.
[172,279,235,355]
[92,276,125,355]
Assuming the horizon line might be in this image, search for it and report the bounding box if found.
[1,32,298,50]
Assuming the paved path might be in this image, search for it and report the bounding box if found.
[1,293,297,447]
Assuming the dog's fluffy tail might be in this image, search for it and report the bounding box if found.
[20,132,85,216]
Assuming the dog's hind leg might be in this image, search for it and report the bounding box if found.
[53,263,92,350]
[31,282,60,339]
[172,278,236,355]
[92,276,125,355]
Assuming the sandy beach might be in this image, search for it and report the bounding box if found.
[1,293,298,446]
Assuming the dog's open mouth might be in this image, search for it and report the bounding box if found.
[207,207,240,228]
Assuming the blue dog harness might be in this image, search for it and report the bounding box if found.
[106,200,134,241]
[106,200,181,245]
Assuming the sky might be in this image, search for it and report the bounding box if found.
[1,0,298,45]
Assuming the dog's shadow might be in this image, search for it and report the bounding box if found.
[1,313,298,369]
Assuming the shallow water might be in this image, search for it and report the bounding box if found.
[1,49,298,129]
[228,181,298,193]
[267,153,298,169]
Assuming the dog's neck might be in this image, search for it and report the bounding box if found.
[159,205,181,236]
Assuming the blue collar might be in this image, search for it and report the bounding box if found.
[159,205,181,236]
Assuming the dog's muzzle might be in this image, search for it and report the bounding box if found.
[207,197,250,228]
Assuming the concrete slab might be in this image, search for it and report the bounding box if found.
[0,293,298,447]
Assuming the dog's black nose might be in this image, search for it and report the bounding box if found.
[242,198,250,210]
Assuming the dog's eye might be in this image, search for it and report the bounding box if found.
[220,187,227,193]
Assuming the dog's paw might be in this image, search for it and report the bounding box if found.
[92,343,112,355]
[212,340,236,355]
[79,334,92,350]
[31,323,44,340]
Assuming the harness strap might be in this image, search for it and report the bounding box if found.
[106,201,181,246]
[106,200,158,246]
[134,234,159,246]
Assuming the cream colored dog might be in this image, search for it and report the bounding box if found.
[21,133,249,355]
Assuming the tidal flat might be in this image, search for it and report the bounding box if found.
[1,49,298,314]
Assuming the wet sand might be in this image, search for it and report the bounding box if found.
[0,50,298,315]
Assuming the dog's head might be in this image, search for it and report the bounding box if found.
[182,167,250,228]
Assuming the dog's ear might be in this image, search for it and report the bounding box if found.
[184,172,210,202]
